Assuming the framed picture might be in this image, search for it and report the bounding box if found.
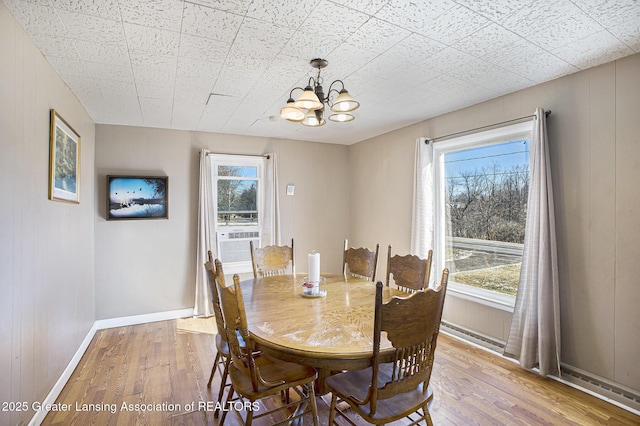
[49,109,80,203]
[107,175,169,220]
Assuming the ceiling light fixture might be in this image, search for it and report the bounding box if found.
[279,58,359,127]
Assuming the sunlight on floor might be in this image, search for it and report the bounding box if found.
[176,316,218,335]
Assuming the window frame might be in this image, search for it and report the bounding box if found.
[210,154,265,274]
[432,121,532,312]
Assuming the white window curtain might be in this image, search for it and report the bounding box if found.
[504,108,561,377]
[261,153,280,246]
[194,148,214,317]
[411,138,435,283]
[193,151,280,317]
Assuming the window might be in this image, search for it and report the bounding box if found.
[433,121,532,310]
[211,155,264,274]
[217,165,259,227]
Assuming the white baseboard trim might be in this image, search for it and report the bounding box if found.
[555,364,640,416]
[29,308,195,426]
[28,321,99,426]
[94,308,194,330]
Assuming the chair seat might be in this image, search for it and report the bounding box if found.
[326,364,433,423]
[229,353,317,399]
[216,333,229,357]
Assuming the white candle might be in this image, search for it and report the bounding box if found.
[308,251,320,283]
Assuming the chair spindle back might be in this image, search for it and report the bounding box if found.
[386,245,432,293]
[370,269,448,414]
[250,239,295,278]
[343,239,380,281]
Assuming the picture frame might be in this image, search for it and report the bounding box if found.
[107,175,169,220]
[49,109,81,203]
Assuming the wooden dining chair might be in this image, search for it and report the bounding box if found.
[217,274,319,426]
[204,255,231,417]
[343,239,380,281]
[386,244,433,293]
[250,238,294,278]
[326,269,449,426]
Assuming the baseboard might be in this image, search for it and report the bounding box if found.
[439,322,640,417]
[27,321,99,426]
[93,307,194,330]
[29,308,195,426]
[440,321,506,354]
[555,364,640,415]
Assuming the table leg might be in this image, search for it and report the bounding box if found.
[314,368,331,395]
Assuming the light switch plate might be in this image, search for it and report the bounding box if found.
[286,184,295,196]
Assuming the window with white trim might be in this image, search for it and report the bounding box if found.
[433,121,532,311]
[211,154,264,274]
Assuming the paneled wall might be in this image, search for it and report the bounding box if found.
[348,53,640,393]
[0,3,96,424]
[94,126,350,319]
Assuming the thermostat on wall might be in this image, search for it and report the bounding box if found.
[286,184,295,196]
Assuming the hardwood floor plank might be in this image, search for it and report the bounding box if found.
[42,319,639,425]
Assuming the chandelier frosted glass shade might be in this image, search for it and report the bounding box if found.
[330,89,359,112]
[280,58,359,127]
[301,109,326,127]
[328,112,355,122]
[293,86,323,110]
[280,98,305,122]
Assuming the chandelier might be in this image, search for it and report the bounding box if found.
[279,58,360,127]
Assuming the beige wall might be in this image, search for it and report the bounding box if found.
[349,53,640,393]
[0,3,96,424]
[614,55,640,395]
[94,126,350,319]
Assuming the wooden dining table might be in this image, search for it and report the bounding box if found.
[240,273,405,394]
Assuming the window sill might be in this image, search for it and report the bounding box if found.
[448,282,515,313]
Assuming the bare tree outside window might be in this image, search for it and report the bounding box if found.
[444,140,529,296]
[217,166,259,226]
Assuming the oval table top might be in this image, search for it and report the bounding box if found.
[241,273,404,374]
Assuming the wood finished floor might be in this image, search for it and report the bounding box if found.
[43,318,639,425]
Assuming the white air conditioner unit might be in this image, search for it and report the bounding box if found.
[216,230,260,265]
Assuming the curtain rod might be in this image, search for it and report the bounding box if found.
[425,110,551,144]
[202,151,271,159]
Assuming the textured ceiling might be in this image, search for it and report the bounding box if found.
[4,0,640,145]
